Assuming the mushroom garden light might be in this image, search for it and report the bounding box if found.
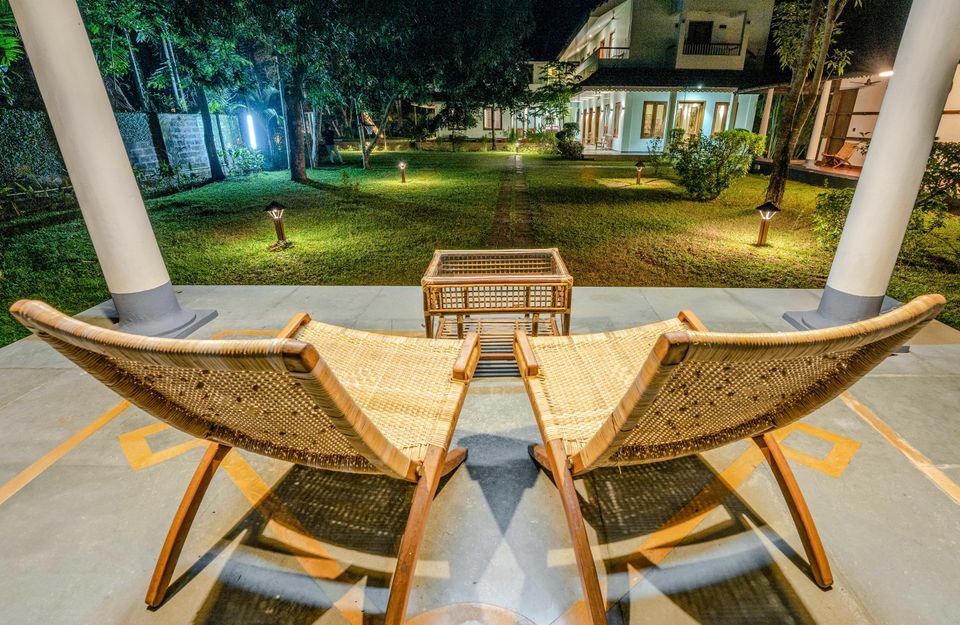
[399,161,407,183]
[755,201,781,246]
[264,201,292,250]
[635,160,644,184]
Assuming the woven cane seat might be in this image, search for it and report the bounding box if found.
[295,321,467,463]
[522,295,945,473]
[10,301,475,481]
[524,318,687,458]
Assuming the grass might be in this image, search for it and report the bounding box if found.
[2,150,958,346]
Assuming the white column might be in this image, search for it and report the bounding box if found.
[10,0,213,336]
[789,0,960,328]
[728,93,740,130]
[804,83,832,165]
[758,87,774,136]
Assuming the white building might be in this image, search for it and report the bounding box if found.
[752,67,960,169]
[559,0,777,154]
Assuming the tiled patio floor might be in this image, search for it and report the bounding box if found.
[1,286,958,625]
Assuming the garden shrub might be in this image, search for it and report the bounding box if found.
[555,122,579,143]
[646,136,668,175]
[670,129,765,200]
[557,138,583,160]
[227,147,265,175]
[519,130,558,154]
[1,172,76,220]
[918,142,960,211]
[813,186,948,265]
[812,188,855,248]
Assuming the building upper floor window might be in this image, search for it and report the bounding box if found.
[640,101,667,138]
[483,108,503,130]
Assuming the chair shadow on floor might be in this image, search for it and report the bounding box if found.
[163,462,459,625]
[578,455,821,625]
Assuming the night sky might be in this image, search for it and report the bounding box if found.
[529,0,915,71]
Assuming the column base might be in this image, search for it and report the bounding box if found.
[106,282,217,338]
[783,287,908,352]
[783,286,891,330]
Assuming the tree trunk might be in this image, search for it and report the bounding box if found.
[361,95,397,164]
[791,0,844,159]
[194,87,226,181]
[126,31,150,112]
[162,36,183,109]
[765,0,828,204]
[214,114,230,170]
[355,100,368,169]
[285,68,308,182]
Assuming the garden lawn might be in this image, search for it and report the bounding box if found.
[1,151,958,347]
[525,158,960,328]
[0,151,503,345]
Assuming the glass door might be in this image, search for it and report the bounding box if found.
[675,101,705,139]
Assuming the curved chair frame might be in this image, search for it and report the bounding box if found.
[11,300,481,624]
[515,295,945,624]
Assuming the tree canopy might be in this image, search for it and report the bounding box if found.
[2,0,536,179]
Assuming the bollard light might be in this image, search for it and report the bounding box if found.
[399,161,407,183]
[635,160,644,185]
[264,200,292,250]
[755,201,781,246]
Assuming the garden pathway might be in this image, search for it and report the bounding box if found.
[488,154,534,247]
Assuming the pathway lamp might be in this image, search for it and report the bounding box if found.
[264,201,291,250]
[399,161,408,183]
[635,160,644,185]
[755,201,781,246]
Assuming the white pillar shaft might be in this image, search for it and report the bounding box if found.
[825,0,960,300]
[805,85,832,164]
[728,93,739,131]
[758,88,774,136]
[10,0,171,296]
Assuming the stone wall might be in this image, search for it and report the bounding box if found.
[0,109,245,186]
[157,113,211,178]
[115,112,160,173]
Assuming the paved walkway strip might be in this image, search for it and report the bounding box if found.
[488,154,535,248]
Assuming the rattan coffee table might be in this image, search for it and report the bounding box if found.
[422,249,573,368]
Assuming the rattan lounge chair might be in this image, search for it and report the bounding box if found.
[10,300,481,623]
[513,294,945,624]
[819,141,859,168]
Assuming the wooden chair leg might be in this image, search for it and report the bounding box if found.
[545,440,607,625]
[384,446,449,625]
[753,432,834,588]
[440,447,468,477]
[528,443,551,475]
[145,442,232,607]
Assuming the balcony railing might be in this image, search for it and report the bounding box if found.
[682,42,742,56]
[597,46,630,60]
[575,47,630,79]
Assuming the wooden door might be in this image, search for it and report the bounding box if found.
[823,88,858,155]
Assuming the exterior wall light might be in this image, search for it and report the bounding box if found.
[399,161,407,183]
[879,70,894,77]
[755,201,781,246]
[264,201,292,250]
[246,113,257,150]
[635,160,644,184]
